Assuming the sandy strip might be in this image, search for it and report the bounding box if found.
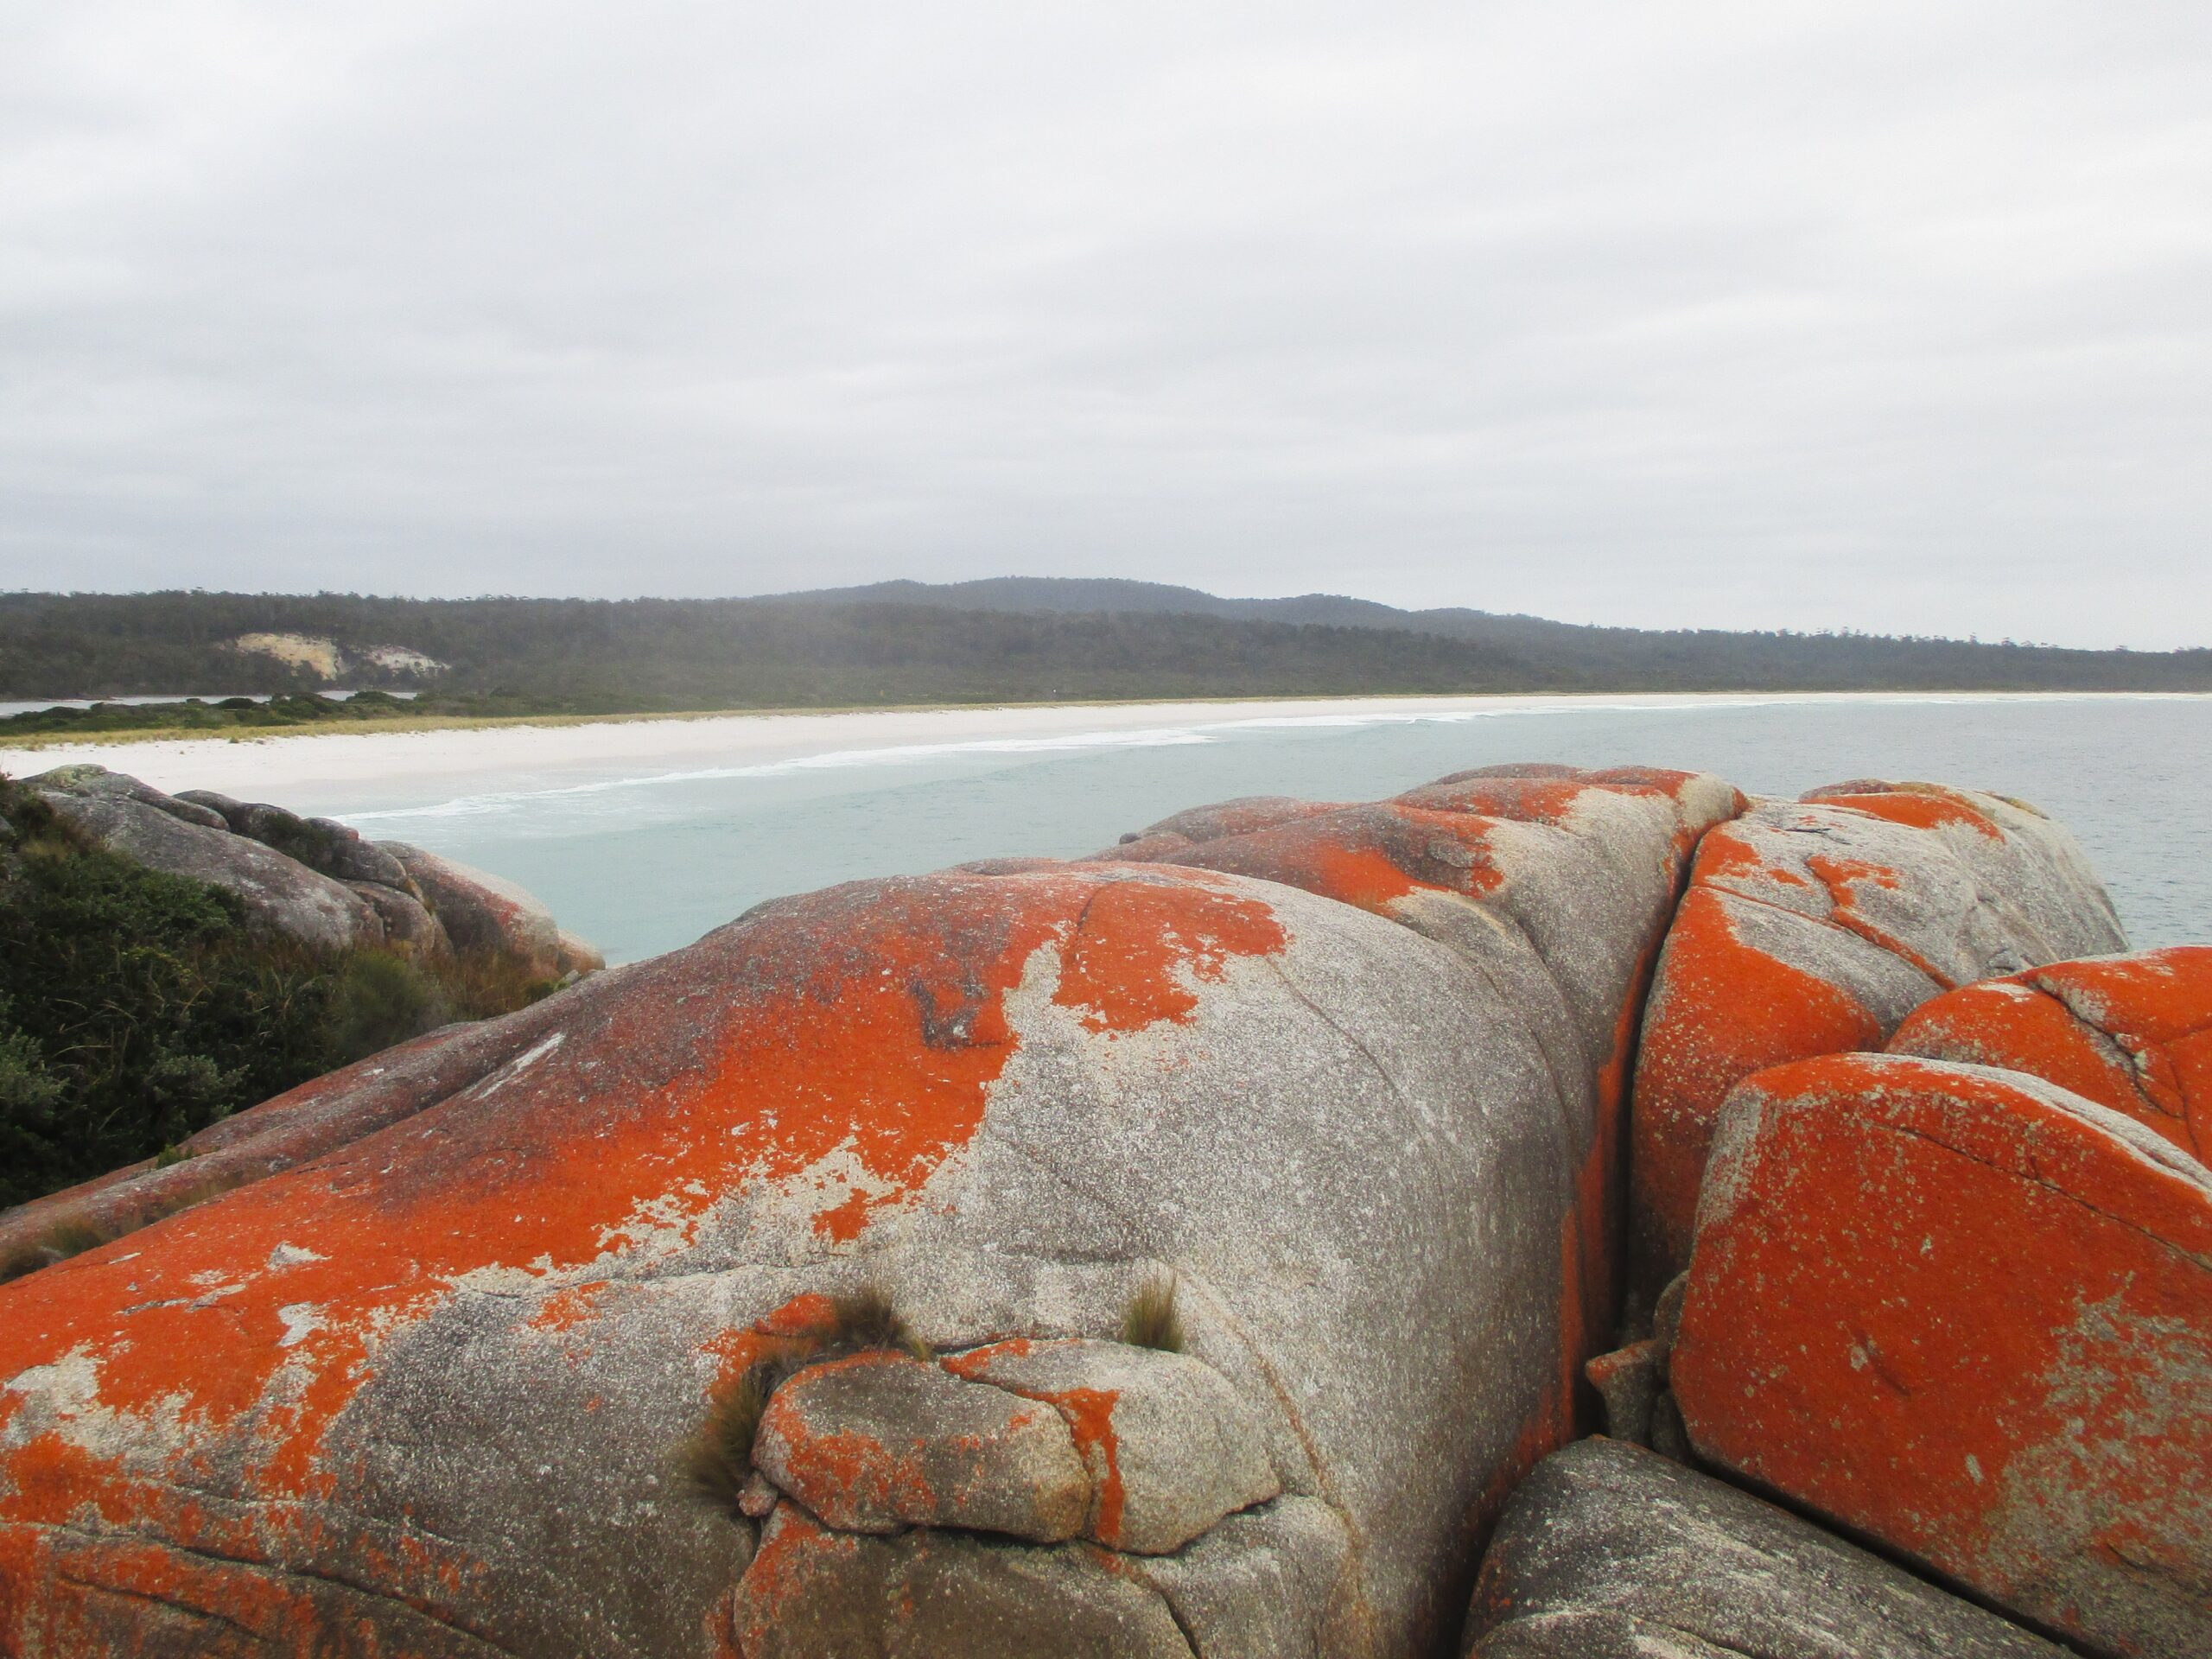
[0,690,2172,812]
[0,695,1666,800]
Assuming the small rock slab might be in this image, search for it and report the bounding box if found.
[944,1337,1281,1554]
[210,798,420,892]
[36,764,229,829]
[1127,1497,1351,1659]
[729,1503,1193,1659]
[1890,944,2212,1162]
[346,879,448,953]
[753,1352,1091,1542]
[1582,1338,1665,1447]
[1670,1053,2212,1659]
[1463,1437,2066,1658]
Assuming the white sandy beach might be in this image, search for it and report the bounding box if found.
[3,690,2185,817]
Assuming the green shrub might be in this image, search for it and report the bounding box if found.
[327,950,443,1058]
[0,776,550,1210]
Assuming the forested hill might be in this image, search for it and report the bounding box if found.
[769,578,2212,692]
[1,587,2206,712]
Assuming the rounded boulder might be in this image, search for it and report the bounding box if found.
[1669,1052,2212,1659]
[0,855,1656,1656]
[1629,780,2125,1302]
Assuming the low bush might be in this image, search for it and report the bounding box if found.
[0,776,552,1209]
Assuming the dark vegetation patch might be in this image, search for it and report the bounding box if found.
[811,1285,933,1363]
[681,1366,777,1518]
[0,1217,111,1283]
[680,1285,929,1521]
[0,776,551,1211]
[1122,1272,1185,1352]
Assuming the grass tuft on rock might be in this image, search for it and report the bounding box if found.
[817,1284,932,1362]
[678,1283,931,1521]
[1122,1272,1184,1352]
[681,1363,778,1517]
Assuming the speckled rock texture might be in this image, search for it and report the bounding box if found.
[731,1504,1197,1658]
[1461,1437,2064,1659]
[1628,779,2125,1303]
[1890,944,2212,1161]
[1669,1053,2212,1659]
[0,765,1713,1657]
[35,770,386,952]
[750,1352,1092,1540]
[943,1337,1281,1554]
[734,1338,1305,1651]
[346,874,448,951]
[384,839,600,977]
[1093,762,1745,1438]
[33,764,229,830]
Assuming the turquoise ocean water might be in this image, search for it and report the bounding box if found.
[316,696,2208,966]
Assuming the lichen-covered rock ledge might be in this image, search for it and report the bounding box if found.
[0,762,2197,1659]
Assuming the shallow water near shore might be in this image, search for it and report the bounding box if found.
[45,695,2212,965]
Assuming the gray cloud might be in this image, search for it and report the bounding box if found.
[2,0,2207,645]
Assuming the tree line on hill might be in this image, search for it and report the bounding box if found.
[2,587,2205,728]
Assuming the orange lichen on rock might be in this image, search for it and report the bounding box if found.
[0,1010,564,1271]
[1626,779,2126,1304]
[1891,945,2212,1161]
[1629,881,1885,1289]
[1,761,1795,1654]
[1103,766,1744,1415]
[1133,801,1502,911]
[0,1428,492,1655]
[1103,765,1730,926]
[751,1351,1093,1542]
[0,866,1287,1651]
[943,1339,1128,1545]
[1670,1052,2212,1659]
[1802,853,1958,989]
[1051,876,1287,1033]
[724,1504,864,1641]
[1801,785,2005,839]
[1393,766,1630,826]
[693,1292,854,1401]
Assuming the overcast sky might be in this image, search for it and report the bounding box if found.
[3,3,2207,646]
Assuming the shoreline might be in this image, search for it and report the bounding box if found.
[7,683,2209,748]
[3,689,2201,808]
